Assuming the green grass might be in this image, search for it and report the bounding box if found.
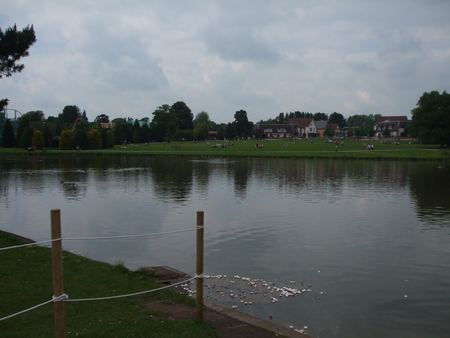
[0,232,217,338]
[1,137,449,160]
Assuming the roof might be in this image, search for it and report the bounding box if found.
[253,123,298,133]
[329,123,340,131]
[288,118,315,128]
[376,116,408,123]
[315,120,328,129]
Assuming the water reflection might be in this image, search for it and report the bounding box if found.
[1,155,450,338]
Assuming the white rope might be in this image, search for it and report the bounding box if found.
[0,239,59,251]
[66,275,198,302]
[0,298,54,321]
[52,294,69,302]
[0,227,202,251]
[62,227,201,241]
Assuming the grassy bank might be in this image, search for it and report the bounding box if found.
[1,138,449,160]
[0,232,217,337]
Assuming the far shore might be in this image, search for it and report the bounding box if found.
[1,138,449,161]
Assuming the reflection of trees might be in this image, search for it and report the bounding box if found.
[409,163,450,227]
[230,159,252,200]
[192,160,212,194]
[148,157,193,202]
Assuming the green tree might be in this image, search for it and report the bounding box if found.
[171,101,193,130]
[314,112,328,121]
[193,111,210,128]
[0,24,37,78]
[59,130,73,150]
[225,122,238,139]
[0,119,15,147]
[73,120,90,149]
[59,105,81,126]
[87,129,102,149]
[150,104,178,142]
[328,112,346,127]
[234,110,252,137]
[410,90,450,147]
[19,127,34,149]
[105,130,114,148]
[94,114,110,123]
[193,122,209,140]
[324,125,334,138]
[31,130,44,150]
[15,116,29,146]
[23,110,44,122]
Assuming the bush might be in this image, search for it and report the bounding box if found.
[59,130,74,150]
[87,129,103,149]
[106,130,114,148]
[31,130,45,150]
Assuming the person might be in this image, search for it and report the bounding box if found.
[335,145,338,152]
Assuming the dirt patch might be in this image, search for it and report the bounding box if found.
[144,300,309,338]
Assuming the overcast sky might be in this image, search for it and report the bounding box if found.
[1,0,449,124]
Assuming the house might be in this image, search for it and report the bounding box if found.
[315,120,329,137]
[288,118,318,138]
[329,123,341,137]
[252,123,299,138]
[374,116,410,138]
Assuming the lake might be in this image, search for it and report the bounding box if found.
[1,155,449,337]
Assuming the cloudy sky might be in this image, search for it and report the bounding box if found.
[1,0,449,124]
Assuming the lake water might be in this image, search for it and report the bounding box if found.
[1,155,449,337]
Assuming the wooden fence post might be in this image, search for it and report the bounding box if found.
[196,211,204,321]
[51,209,66,338]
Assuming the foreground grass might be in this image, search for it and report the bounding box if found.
[1,138,449,160]
[0,232,217,338]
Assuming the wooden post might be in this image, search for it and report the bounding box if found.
[196,211,204,321]
[51,209,66,338]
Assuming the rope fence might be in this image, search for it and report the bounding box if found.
[0,209,205,338]
[0,227,203,252]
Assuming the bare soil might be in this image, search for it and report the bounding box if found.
[145,300,309,338]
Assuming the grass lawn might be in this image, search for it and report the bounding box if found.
[0,232,217,338]
[1,137,449,160]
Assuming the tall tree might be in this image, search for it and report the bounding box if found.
[171,101,193,130]
[314,112,328,121]
[234,109,252,137]
[193,111,210,127]
[150,104,178,142]
[0,24,37,78]
[410,90,450,147]
[59,105,81,125]
[0,119,15,147]
[94,114,110,123]
[328,112,346,127]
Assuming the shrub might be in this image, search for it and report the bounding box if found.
[87,129,102,149]
[31,130,45,150]
[59,130,74,150]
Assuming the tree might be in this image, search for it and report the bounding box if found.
[105,130,114,148]
[410,90,450,147]
[94,114,110,123]
[0,24,37,78]
[314,112,328,121]
[0,119,15,147]
[15,116,30,146]
[73,120,90,149]
[171,101,193,130]
[59,105,81,126]
[23,110,44,122]
[193,111,210,128]
[19,127,35,149]
[328,112,346,127]
[234,110,252,137]
[87,129,103,149]
[193,122,209,140]
[59,130,73,150]
[324,125,334,138]
[31,130,44,150]
[150,104,178,142]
